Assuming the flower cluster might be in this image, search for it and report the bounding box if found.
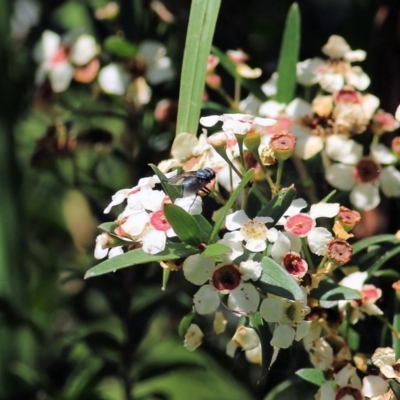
[88,31,400,400]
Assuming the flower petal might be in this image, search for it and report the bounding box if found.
[260,298,284,322]
[271,232,291,263]
[142,228,166,254]
[228,283,260,314]
[193,284,220,314]
[309,202,340,219]
[183,324,204,351]
[371,144,397,165]
[270,325,295,349]
[350,183,380,211]
[239,260,262,281]
[325,163,356,191]
[245,239,267,252]
[307,227,333,256]
[325,135,363,164]
[361,376,388,398]
[49,61,74,92]
[183,254,215,285]
[199,115,220,127]
[380,166,400,197]
[225,210,250,231]
[98,63,130,95]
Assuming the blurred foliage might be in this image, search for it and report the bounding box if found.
[0,0,396,399]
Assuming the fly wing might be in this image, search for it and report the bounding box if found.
[167,171,197,185]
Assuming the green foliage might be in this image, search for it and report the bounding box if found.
[176,0,221,135]
[275,3,301,104]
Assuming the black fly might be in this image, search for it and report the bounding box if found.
[167,167,216,197]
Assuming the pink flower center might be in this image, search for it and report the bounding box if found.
[50,46,70,65]
[285,214,315,237]
[337,206,361,227]
[354,158,380,183]
[361,284,382,303]
[265,116,292,135]
[211,264,241,292]
[149,210,171,231]
[282,252,307,277]
[333,88,362,104]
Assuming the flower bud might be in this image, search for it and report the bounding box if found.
[207,131,228,151]
[269,132,296,161]
[260,147,276,165]
[326,239,352,265]
[336,206,361,232]
[392,137,400,158]
[243,128,261,153]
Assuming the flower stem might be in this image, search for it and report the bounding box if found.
[275,159,284,191]
[301,237,315,272]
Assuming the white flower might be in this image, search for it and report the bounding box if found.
[98,63,131,95]
[182,255,262,315]
[296,58,325,86]
[338,271,383,324]
[224,210,277,252]
[94,233,124,259]
[260,288,311,349]
[322,35,366,61]
[103,171,177,214]
[34,30,98,92]
[261,72,278,97]
[200,113,276,136]
[138,41,174,85]
[316,364,363,400]
[325,135,400,210]
[314,35,370,92]
[279,199,339,256]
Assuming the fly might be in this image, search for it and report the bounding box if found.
[167,167,216,197]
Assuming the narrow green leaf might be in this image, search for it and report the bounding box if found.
[201,243,232,258]
[310,279,361,301]
[295,368,328,386]
[178,311,196,337]
[211,46,267,101]
[104,36,138,57]
[275,3,301,104]
[98,222,119,232]
[209,169,254,243]
[352,234,398,255]
[85,244,199,279]
[367,246,400,278]
[176,0,221,135]
[149,164,181,201]
[164,204,202,247]
[258,256,303,300]
[258,185,296,227]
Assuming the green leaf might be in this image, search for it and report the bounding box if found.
[164,204,202,247]
[367,246,400,278]
[209,169,254,243]
[275,3,301,104]
[351,234,399,255]
[178,311,196,337]
[258,256,303,301]
[295,368,328,386]
[258,185,297,228]
[201,243,232,258]
[310,279,361,301]
[211,46,267,101]
[85,244,199,279]
[193,214,213,242]
[149,163,181,201]
[104,36,138,57]
[245,185,267,219]
[176,0,221,135]
[98,222,119,232]
[248,313,274,376]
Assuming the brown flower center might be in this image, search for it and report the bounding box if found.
[212,264,241,292]
[354,158,380,183]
